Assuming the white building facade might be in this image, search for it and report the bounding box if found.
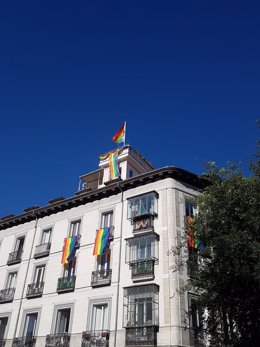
[0,146,207,347]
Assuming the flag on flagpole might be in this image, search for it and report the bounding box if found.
[112,121,126,146]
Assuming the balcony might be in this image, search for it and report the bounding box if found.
[45,333,70,347]
[12,337,36,347]
[131,260,155,282]
[0,339,6,347]
[133,216,154,236]
[34,242,51,259]
[26,282,44,298]
[7,251,22,265]
[57,276,76,293]
[82,330,109,347]
[91,269,112,287]
[125,326,158,346]
[0,288,15,303]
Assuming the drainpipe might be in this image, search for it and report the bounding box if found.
[13,210,39,340]
[114,183,124,347]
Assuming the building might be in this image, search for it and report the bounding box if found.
[0,146,207,347]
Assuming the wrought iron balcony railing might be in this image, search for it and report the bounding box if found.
[45,333,70,347]
[0,338,6,347]
[7,251,23,265]
[0,288,15,303]
[91,269,112,287]
[57,276,76,293]
[131,260,155,280]
[34,242,51,259]
[26,282,44,298]
[81,330,109,347]
[12,337,36,347]
[125,326,158,346]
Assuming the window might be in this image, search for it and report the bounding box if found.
[0,317,8,341]
[40,228,52,244]
[128,192,158,220]
[6,272,17,289]
[69,220,81,237]
[14,236,25,257]
[91,304,108,332]
[126,235,158,263]
[54,309,71,334]
[101,211,113,228]
[124,284,159,327]
[188,294,204,343]
[34,265,45,285]
[23,313,38,342]
[129,169,134,178]
[185,200,197,218]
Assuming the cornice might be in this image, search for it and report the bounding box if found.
[0,166,208,230]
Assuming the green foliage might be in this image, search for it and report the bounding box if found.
[191,161,260,346]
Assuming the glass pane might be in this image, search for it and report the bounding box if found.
[91,304,108,331]
[101,212,113,228]
[6,273,16,289]
[34,266,45,284]
[70,221,81,236]
[41,229,51,244]
[55,309,70,334]
[0,317,8,339]
[23,313,37,341]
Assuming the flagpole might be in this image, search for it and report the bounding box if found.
[124,121,127,147]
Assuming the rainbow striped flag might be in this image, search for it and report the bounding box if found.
[93,227,110,255]
[109,150,119,180]
[112,121,126,146]
[61,236,77,264]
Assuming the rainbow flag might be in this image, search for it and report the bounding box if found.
[109,150,119,180]
[93,227,110,255]
[99,153,109,161]
[112,121,126,146]
[186,216,204,252]
[61,236,77,264]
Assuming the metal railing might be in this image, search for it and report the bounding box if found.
[81,330,109,347]
[131,260,154,279]
[57,276,76,293]
[34,242,51,258]
[7,251,22,265]
[45,333,70,347]
[12,337,36,347]
[125,326,158,346]
[91,270,112,287]
[0,288,15,303]
[26,282,44,298]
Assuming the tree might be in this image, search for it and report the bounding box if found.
[177,149,260,345]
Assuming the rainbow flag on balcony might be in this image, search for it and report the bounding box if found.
[112,121,126,146]
[109,150,120,180]
[61,236,78,264]
[93,227,110,255]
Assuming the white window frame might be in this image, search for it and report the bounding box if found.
[40,228,52,245]
[0,313,11,340]
[86,298,111,332]
[19,308,41,340]
[51,304,74,334]
[69,220,81,237]
[5,272,17,289]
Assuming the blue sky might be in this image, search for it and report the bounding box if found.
[0,0,259,216]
